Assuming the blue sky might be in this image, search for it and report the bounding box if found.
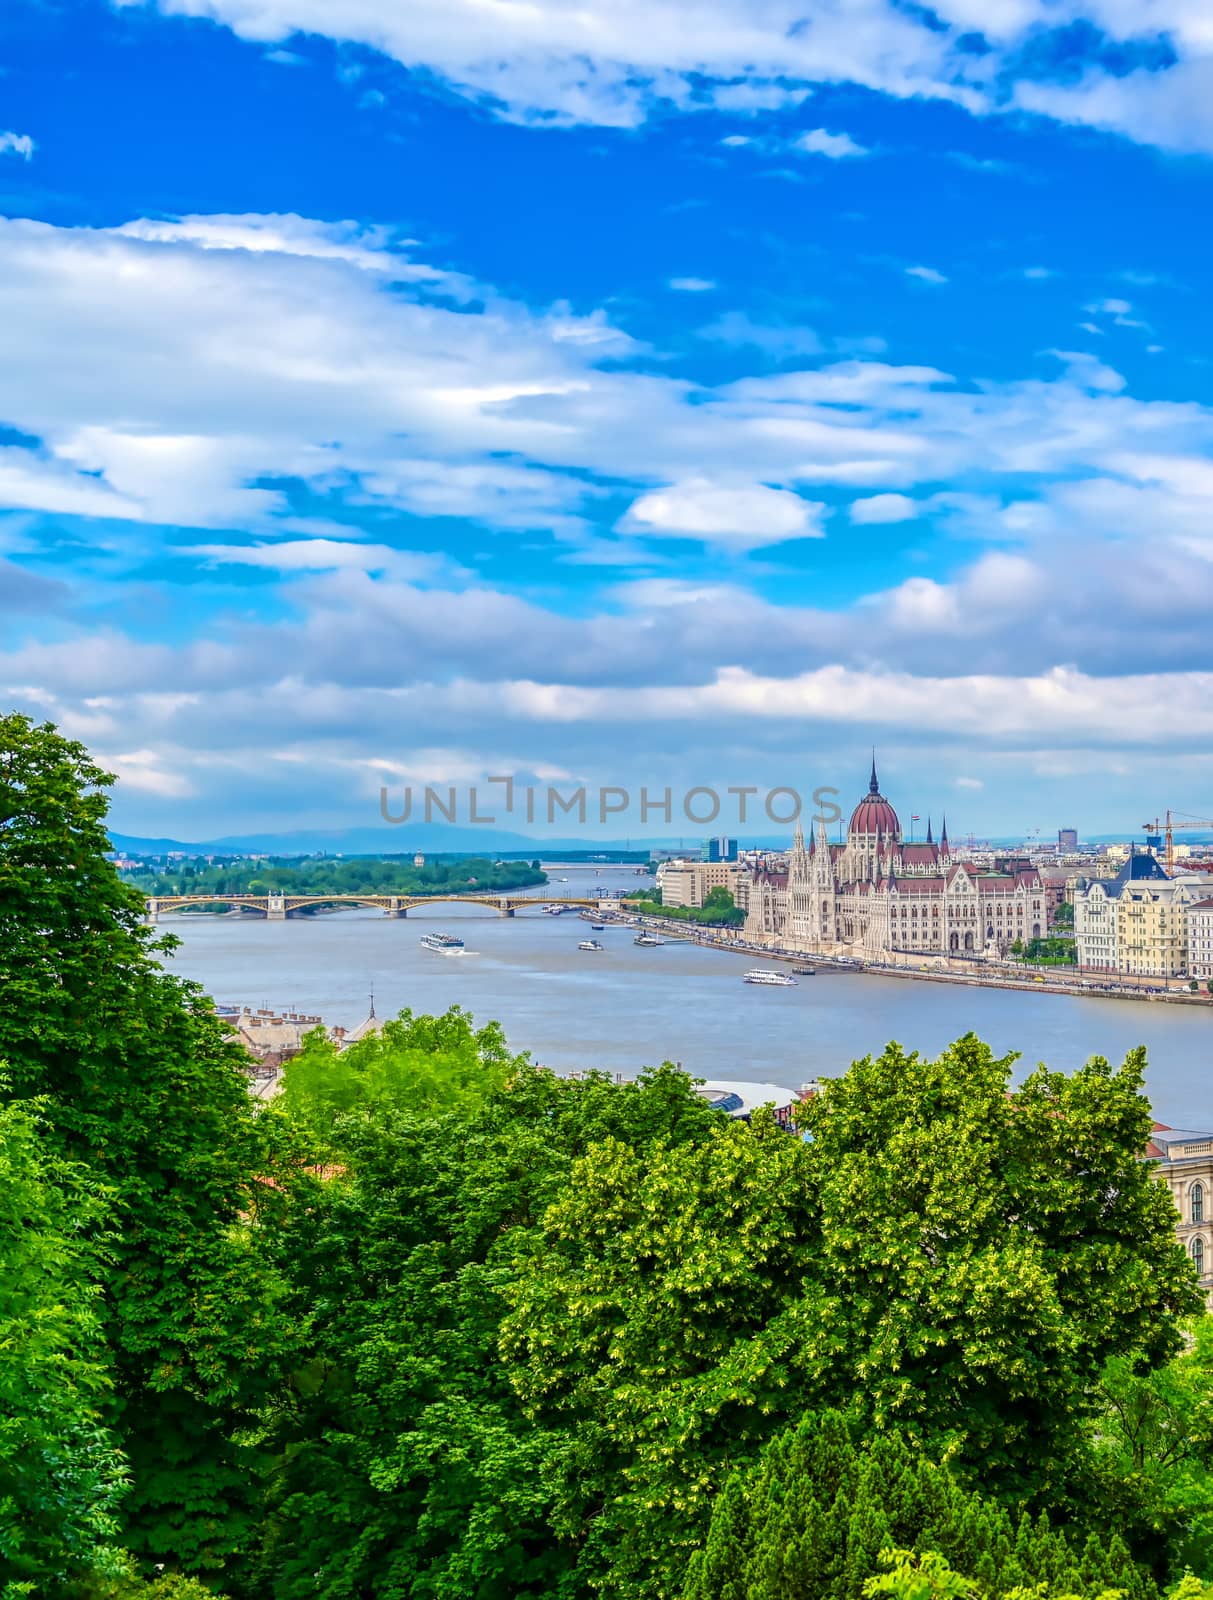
[4,0,1213,841]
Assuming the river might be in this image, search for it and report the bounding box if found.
[162,865,1213,1125]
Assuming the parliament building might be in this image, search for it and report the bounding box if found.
[741,760,1047,961]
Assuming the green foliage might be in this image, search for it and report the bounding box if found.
[794,1035,1200,1502]
[626,892,745,926]
[1018,936,1077,965]
[501,1108,819,1596]
[684,1411,1152,1600]
[120,853,545,900]
[252,1061,724,1599]
[0,1095,126,1597]
[1053,902,1075,929]
[279,1004,520,1145]
[1092,1318,1213,1577]
[863,1549,979,1600]
[0,713,295,1577]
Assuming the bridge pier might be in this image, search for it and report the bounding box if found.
[388,898,408,918]
[498,900,515,917]
[146,898,159,924]
[267,894,286,922]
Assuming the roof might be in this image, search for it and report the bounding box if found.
[1111,850,1169,890]
[695,1079,800,1116]
[1146,1123,1213,1160]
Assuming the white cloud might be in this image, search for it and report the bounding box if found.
[795,127,868,159]
[621,479,826,548]
[710,82,814,113]
[699,311,823,357]
[850,493,918,523]
[0,132,34,160]
[187,538,450,577]
[955,776,984,789]
[668,276,716,292]
[905,264,948,285]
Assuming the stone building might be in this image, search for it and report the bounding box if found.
[1186,899,1213,981]
[1073,853,1213,978]
[742,760,1046,960]
[1148,1123,1213,1303]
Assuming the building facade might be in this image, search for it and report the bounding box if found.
[1187,899,1213,981]
[742,761,1046,960]
[656,858,739,909]
[1073,854,1213,978]
[1148,1124,1213,1304]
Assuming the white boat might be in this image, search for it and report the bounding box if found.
[420,932,465,952]
[578,939,604,951]
[634,932,664,947]
[743,968,797,986]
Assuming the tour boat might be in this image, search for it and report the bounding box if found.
[634,933,664,947]
[743,968,797,986]
[420,932,465,952]
[578,939,604,951]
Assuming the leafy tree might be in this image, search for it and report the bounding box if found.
[279,1005,517,1146]
[1091,1317,1213,1579]
[794,1035,1200,1504]
[500,1106,820,1597]
[0,714,294,1577]
[253,1057,724,1600]
[0,1094,127,1597]
[683,1411,1153,1600]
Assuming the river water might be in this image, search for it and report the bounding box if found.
[162,865,1213,1126]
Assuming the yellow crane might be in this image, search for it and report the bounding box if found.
[1140,810,1213,872]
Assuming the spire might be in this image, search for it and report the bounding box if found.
[368,987,376,1019]
[926,816,933,845]
[941,814,949,852]
[869,750,879,795]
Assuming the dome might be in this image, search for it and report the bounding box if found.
[848,757,900,839]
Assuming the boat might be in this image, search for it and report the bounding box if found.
[590,923,605,931]
[791,964,816,976]
[743,968,797,986]
[420,932,465,952]
[578,939,604,951]
[634,933,664,947]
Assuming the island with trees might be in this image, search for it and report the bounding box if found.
[3,708,1213,1600]
[117,852,547,902]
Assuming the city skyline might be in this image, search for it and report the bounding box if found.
[4,2,1213,834]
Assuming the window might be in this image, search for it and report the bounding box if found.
[1193,1236,1206,1276]
[1194,1182,1205,1224]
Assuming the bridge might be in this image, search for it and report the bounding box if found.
[144,892,617,922]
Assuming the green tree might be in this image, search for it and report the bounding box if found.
[0,714,294,1578]
[500,1107,820,1597]
[0,1094,127,1597]
[254,1057,724,1600]
[280,1005,518,1146]
[794,1035,1199,1503]
[684,1411,1152,1600]
[1091,1317,1213,1579]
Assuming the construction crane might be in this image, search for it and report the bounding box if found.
[1140,810,1213,872]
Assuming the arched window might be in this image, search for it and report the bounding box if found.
[1193,1237,1205,1276]
[1194,1182,1205,1224]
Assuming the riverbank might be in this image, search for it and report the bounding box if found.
[616,911,1213,1008]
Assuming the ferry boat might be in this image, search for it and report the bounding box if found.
[634,932,664,947]
[743,968,797,986]
[791,964,816,976]
[420,932,465,952]
[578,939,604,951]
